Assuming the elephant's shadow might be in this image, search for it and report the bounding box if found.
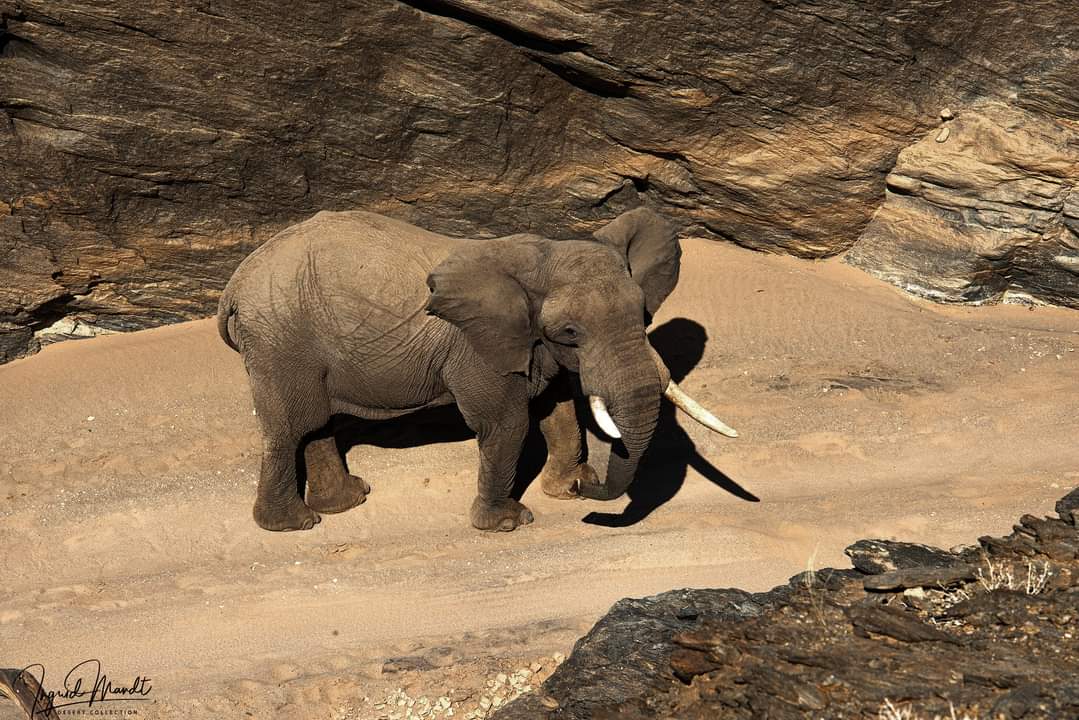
[325,318,757,526]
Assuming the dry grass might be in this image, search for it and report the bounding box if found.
[803,545,829,626]
[975,555,1053,595]
[878,698,979,720]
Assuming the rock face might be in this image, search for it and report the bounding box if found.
[2,1,1078,360]
[493,489,1079,719]
[847,103,1079,307]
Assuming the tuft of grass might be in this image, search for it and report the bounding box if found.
[975,555,1053,595]
[1025,560,1052,594]
[975,555,1016,592]
[878,698,979,720]
[803,544,828,626]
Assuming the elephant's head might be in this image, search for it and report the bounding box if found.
[426,207,736,500]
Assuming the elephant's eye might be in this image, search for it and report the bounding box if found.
[550,325,579,345]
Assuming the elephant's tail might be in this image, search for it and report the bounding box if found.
[216,284,240,353]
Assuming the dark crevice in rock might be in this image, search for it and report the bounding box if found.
[396,0,631,98]
[528,55,630,98]
[0,12,20,58]
[396,0,588,54]
[106,18,175,45]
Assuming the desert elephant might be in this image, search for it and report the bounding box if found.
[217,208,736,532]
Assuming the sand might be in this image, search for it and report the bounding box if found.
[2,239,1077,718]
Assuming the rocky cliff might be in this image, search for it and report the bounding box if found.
[2,1,1077,360]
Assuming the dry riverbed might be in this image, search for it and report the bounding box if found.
[2,240,1077,718]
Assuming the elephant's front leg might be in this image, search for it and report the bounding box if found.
[456,391,534,532]
[538,388,598,499]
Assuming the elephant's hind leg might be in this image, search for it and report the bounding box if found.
[304,435,370,514]
[249,369,329,532]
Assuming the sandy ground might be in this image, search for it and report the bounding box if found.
[2,239,1078,719]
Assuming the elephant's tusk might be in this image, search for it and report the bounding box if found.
[589,396,622,439]
[664,381,739,437]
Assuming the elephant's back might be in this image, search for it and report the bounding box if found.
[300,211,455,321]
[227,210,458,358]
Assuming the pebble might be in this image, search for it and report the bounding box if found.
[936,126,950,143]
[539,695,560,709]
[940,107,954,120]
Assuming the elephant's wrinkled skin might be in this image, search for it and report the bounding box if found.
[218,208,720,532]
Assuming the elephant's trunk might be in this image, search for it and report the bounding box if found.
[577,340,665,501]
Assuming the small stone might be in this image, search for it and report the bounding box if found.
[885,173,921,194]
[539,695,560,709]
[936,126,950,143]
[479,697,491,709]
[940,107,953,120]
[864,564,975,591]
[675,606,699,620]
[529,662,542,672]
[553,653,565,664]
[495,673,507,684]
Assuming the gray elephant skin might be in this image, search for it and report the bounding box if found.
[216,208,735,532]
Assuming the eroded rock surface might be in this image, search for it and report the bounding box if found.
[2,1,1078,359]
[847,103,1079,307]
[494,489,1079,719]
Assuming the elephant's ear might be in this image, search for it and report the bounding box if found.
[593,207,681,315]
[426,242,536,376]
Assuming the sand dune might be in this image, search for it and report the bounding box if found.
[2,239,1077,718]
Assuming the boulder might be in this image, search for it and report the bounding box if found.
[846,103,1079,307]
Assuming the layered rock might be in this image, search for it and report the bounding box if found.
[2,1,1078,360]
[847,103,1079,307]
[494,488,1079,719]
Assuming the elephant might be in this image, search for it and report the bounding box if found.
[216,207,737,532]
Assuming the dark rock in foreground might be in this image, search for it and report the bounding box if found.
[495,489,1079,719]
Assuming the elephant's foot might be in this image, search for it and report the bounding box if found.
[306,474,370,514]
[253,497,322,532]
[541,462,597,499]
[470,497,534,532]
